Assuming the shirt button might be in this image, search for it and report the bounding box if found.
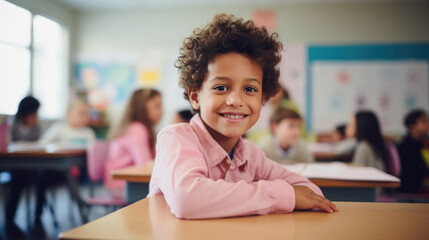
[226,159,231,165]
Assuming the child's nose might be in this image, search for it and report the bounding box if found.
[226,91,244,107]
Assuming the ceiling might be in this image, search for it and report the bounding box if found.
[54,0,408,11]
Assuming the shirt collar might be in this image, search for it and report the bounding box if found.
[190,114,248,168]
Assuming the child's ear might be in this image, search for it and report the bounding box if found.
[188,90,201,111]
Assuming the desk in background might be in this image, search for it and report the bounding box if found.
[313,152,352,162]
[112,163,400,203]
[60,196,429,240]
[111,164,152,203]
[0,148,88,222]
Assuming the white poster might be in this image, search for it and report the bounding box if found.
[312,61,429,134]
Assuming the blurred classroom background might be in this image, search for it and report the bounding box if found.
[1,0,429,239]
[1,0,428,139]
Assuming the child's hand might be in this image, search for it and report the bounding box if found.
[293,186,339,213]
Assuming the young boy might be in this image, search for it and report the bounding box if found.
[148,14,337,219]
[398,109,429,193]
[259,107,314,163]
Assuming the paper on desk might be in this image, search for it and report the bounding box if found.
[7,142,86,152]
[45,143,87,152]
[283,162,400,182]
[7,142,46,152]
[307,142,335,153]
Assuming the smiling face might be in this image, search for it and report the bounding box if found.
[189,52,264,151]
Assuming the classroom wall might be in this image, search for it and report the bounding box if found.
[76,2,429,52]
[74,1,429,130]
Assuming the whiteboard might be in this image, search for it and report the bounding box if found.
[311,61,429,134]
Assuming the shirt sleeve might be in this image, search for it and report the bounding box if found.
[125,123,153,165]
[152,128,318,219]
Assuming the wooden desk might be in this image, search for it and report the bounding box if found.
[0,149,88,222]
[60,196,429,240]
[112,164,400,203]
[111,165,152,203]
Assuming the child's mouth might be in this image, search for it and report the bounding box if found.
[219,113,248,120]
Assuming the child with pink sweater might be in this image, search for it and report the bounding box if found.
[105,88,163,197]
[148,14,338,219]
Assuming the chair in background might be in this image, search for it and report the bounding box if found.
[377,142,429,203]
[86,140,127,218]
[385,141,401,178]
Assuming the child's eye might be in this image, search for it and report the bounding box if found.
[244,86,257,93]
[214,85,228,91]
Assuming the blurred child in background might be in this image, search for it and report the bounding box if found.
[247,86,302,144]
[172,109,194,124]
[258,107,314,163]
[35,99,96,235]
[10,96,41,142]
[40,100,96,147]
[348,110,388,172]
[398,109,429,193]
[104,88,163,198]
[331,124,346,143]
[4,96,40,240]
[334,121,357,155]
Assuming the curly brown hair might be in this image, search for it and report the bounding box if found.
[175,14,283,102]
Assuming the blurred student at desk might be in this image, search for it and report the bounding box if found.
[105,88,163,198]
[3,96,41,239]
[398,109,429,193]
[347,111,389,172]
[40,100,96,148]
[258,107,314,164]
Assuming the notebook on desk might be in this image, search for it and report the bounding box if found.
[284,162,400,182]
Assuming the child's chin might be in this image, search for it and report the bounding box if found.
[220,131,245,139]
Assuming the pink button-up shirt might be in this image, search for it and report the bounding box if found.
[148,115,322,219]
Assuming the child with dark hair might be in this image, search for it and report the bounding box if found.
[148,14,337,219]
[10,96,41,141]
[347,110,388,171]
[332,124,346,143]
[259,106,314,163]
[172,109,194,124]
[398,109,429,193]
[4,96,41,239]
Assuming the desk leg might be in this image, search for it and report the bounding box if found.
[64,171,88,223]
[125,182,149,203]
[321,187,376,202]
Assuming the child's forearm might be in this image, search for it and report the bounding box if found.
[160,175,297,219]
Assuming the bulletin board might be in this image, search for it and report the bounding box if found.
[307,44,429,134]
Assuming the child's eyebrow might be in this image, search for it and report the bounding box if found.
[210,77,262,86]
[244,78,262,86]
